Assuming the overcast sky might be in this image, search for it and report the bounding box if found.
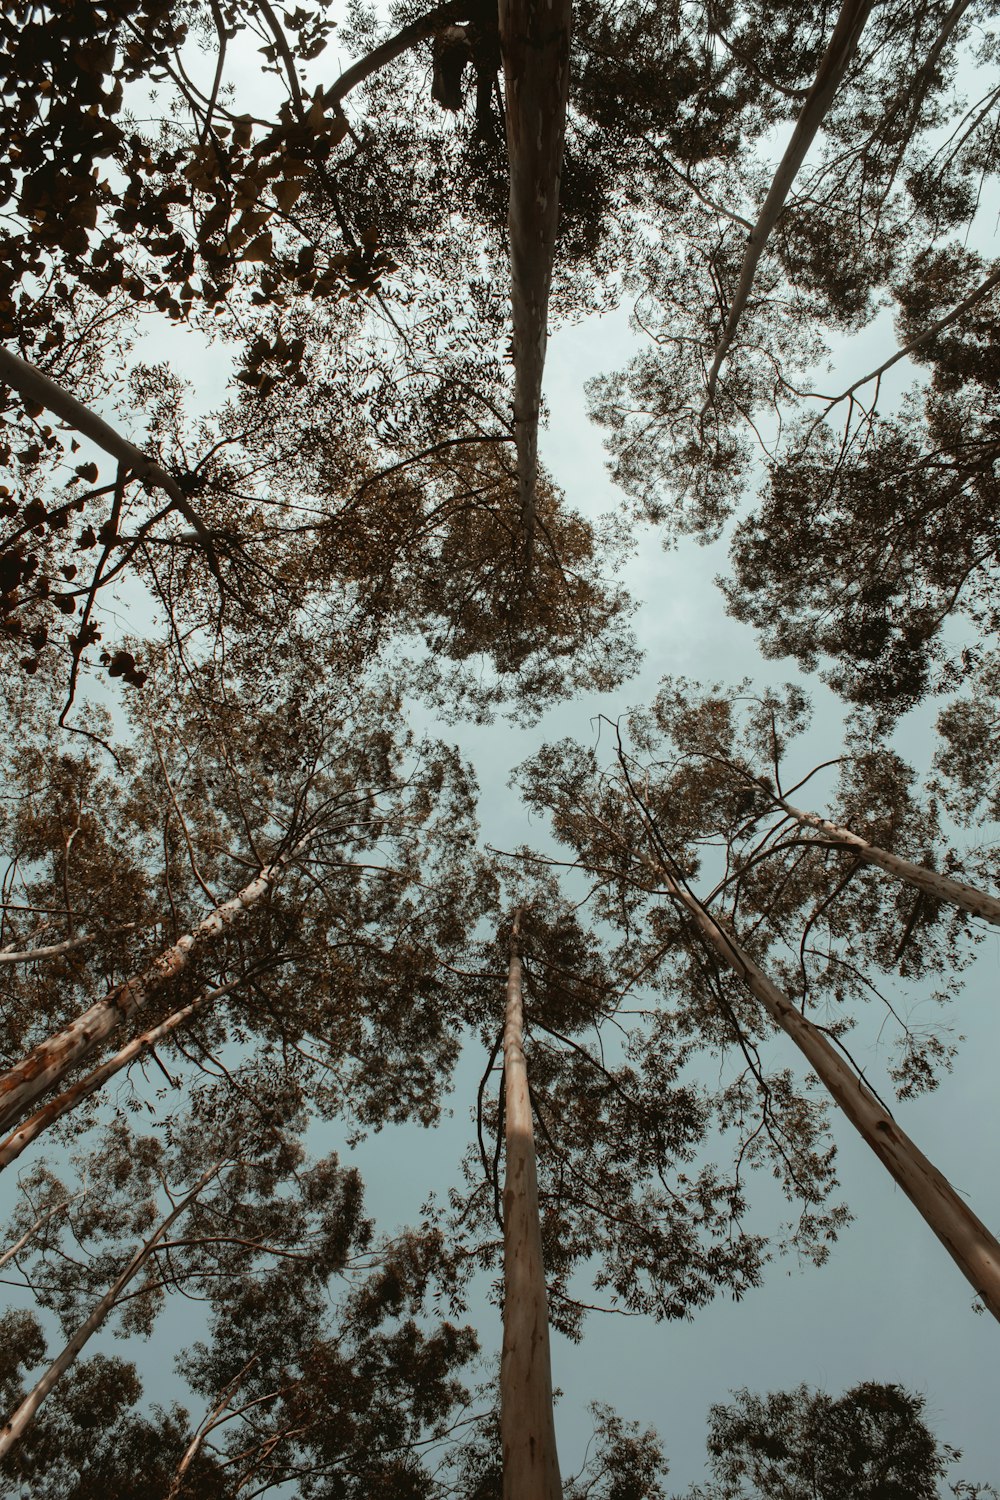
[5,18,999,1493]
[94,119,1000,1495]
[304,272,1000,1491]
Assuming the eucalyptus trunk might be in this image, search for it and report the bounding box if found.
[499,0,572,569]
[0,843,306,1137]
[0,987,230,1174]
[652,862,1000,1323]
[782,799,1000,927]
[500,912,562,1500]
[703,0,873,402]
[0,1163,222,1457]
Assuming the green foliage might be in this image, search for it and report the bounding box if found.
[675,1381,985,1500]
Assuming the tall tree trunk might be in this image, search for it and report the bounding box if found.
[499,0,572,571]
[500,911,562,1500]
[780,799,1000,927]
[702,0,873,403]
[0,842,306,1137]
[651,862,1000,1323]
[0,1163,222,1458]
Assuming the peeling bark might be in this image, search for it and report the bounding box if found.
[0,842,307,1138]
[653,861,1000,1323]
[499,0,572,570]
[782,800,1000,928]
[500,911,562,1500]
[0,986,232,1174]
[0,1163,223,1458]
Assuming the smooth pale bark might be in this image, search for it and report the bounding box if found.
[0,1162,222,1457]
[499,0,572,568]
[0,842,306,1137]
[500,912,562,1500]
[703,0,874,403]
[782,799,1000,927]
[652,861,1000,1322]
[0,923,143,967]
[0,346,215,551]
[0,987,232,1174]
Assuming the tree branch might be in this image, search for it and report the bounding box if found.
[702,0,875,405]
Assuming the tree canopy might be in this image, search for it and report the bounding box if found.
[2,0,1000,1490]
[676,1381,995,1500]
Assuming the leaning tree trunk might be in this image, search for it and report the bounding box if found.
[0,984,236,1175]
[781,799,1000,927]
[0,839,308,1137]
[499,0,572,571]
[500,911,562,1500]
[650,862,1000,1323]
[0,1162,222,1457]
[702,0,873,403]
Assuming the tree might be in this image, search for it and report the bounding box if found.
[498,910,561,1499]
[0,1163,223,1458]
[0,1070,483,1496]
[722,254,1000,711]
[512,695,1000,1320]
[4,0,703,724]
[0,640,493,1164]
[587,0,1000,681]
[445,886,847,1363]
[676,1381,995,1500]
[0,1320,226,1500]
[499,0,572,567]
[5,0,1000,1487]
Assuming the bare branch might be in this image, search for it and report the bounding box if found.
[703,0,875,405]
